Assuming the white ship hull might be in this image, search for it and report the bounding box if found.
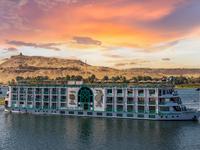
[7,108,200,121]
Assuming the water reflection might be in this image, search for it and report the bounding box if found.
[0,112,200,150]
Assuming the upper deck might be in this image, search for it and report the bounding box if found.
[9,80,174,89]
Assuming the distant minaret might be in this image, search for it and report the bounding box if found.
[85,59,87,74]
[19,52,23,56]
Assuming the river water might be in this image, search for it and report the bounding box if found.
[0,89,200,150]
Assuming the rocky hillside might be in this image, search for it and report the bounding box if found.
[0,54,200,84]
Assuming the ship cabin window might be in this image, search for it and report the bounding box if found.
[35,88,42,94]
[127,114,133,117]
[138,89,144,97]
[27,102,32,105]
[19,95,26,101]
[158,89,162,96]
[127,97,134,104]
[43,95,49,101]
[43,102,49,109]
[117,113,123,117]
[173,106,181,111]
[60,88,66,94]
[52,96,58,102]
[138,106,145,113]
[52,88,58,94]
[159,106,170,112]
[149,89,156,96]
[97,112,102,116]
[60,103,66,108]
[106,97,113,103]
[170,97,181,104]
[20,88,26,93]
[27,95,34,101]
[51,103,57,109]
[35,102,42,109]
[117,105,123,112]
[117,97,123,104]
[159,98,165,104]
[107,89,112,94]
[106,113,113,116]
[12,87,18,93]
[19,101,24,105]
[106,105,113,112]
[12,95,18,101]
[149,106,156,113]
[60,96,66,102]
[117,89,123,94]
[127,89,133,96]
[138,97,145,104]
[127,105,134,112]
[28,88,33,94]
[44,88,49,94]
[35,95,42,101]
[163,90,166,95]
[149,98,156,105]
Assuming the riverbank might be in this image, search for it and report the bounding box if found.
[175,84,200,89]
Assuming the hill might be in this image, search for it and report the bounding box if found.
[0,54,200,84]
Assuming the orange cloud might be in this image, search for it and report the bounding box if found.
[1,0,199,53]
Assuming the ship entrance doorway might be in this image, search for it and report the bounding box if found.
[78,87,94,111]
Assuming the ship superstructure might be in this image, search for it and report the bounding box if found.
[5,81,200,120]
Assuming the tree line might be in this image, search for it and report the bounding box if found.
[9,75,200,85]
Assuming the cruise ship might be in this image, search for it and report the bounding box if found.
[5,81,200,121]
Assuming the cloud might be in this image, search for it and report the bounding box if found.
[4,47,18,52]
[113,59,150,68]
[146,40,180,52]
[103,54,124,59]
[0,0,200,63]
[6,40,61,51]
[72,36,102,45]
[162,58,171,61]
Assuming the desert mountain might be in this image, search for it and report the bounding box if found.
[0,54,200,84]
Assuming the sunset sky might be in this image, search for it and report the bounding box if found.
[0,0,200,68]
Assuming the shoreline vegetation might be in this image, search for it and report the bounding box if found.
[6,75,200,89]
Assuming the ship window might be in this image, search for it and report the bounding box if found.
[127,114,133,117]
[106,113,112,116]
[138,89,144,96]
[69,111,74,114]
[149,89,156,96]
[97,112,102,116]
[149,115,155,118]
[117,97,123,103]
[87,112,93,115]
[127,89,133,96]
[127,97,134,104]
[138,114,144,118]
[117,89,123,94]
[117,113,123,117]
[106,97,113,103]
[60,103,66,108]
[159,106,170,111]
[127,105,134,112]
[78,112,83,115]
[149,98,156,105]
[173,106,181,111]
[107,89,112,94]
